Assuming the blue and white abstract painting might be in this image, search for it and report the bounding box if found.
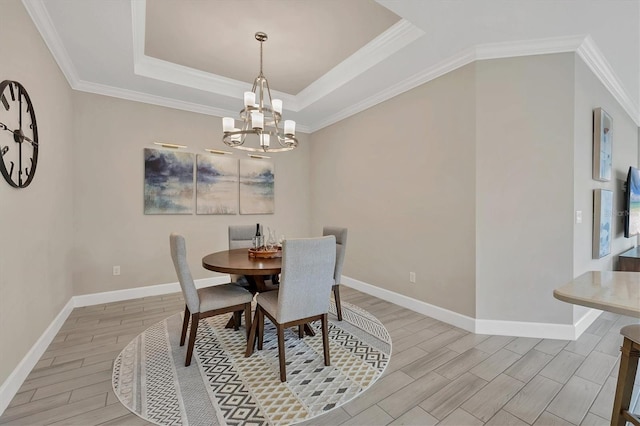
[144,148,194,214]
[594,108,613,181]
[593,189,613,259]
[239,159,274,214]
[196,155,238,215]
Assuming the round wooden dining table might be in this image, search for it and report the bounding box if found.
[202,248,281,293]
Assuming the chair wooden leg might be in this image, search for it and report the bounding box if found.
[233,311,241,331]
[244,303,252,339]
[277,324,287,382]
[245,308,258,357]
[298,324,304,338]
[180,305,190,346]
[257,308,264,350]
[612,337,640,426]
[333,285,343,321]
[321,313,330,366]
[185,313,199,366]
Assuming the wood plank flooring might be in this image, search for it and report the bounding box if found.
[1,287,638,425]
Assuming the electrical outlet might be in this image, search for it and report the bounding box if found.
[409,272,416,283]
[113,265,121,276]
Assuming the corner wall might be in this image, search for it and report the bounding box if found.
[475,54,575,325]
[310,63,477,317]
[0,0,75,386]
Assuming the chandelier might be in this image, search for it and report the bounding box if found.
[222,32,297,153]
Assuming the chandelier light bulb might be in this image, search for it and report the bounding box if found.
[272,99,282,114]
[260,134,270,147]
[244,92,256,108]
[251,111,264,130]
[284,120,296,136]
[222,117,234,132]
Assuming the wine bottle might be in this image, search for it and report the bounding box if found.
[255,223,262,248]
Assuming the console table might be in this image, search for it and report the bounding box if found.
[619,246,640,272]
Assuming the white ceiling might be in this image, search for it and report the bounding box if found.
[23,0,640,132]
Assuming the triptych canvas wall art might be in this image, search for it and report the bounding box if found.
[143,148,274,215]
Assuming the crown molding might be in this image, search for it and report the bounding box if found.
[309,45,477,132]
[74,79,235,118]
[21,0,80,86]
[70,79,311,133]
[295,19,424,110]
[308,34,640,131]
[576,35,640,126]
[24,0,640,131]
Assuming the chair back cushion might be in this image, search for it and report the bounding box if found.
[169,233,200,313]
[277,236,336,323]
[228,225,255,249]
[322,226,348,284]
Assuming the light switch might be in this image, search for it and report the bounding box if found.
[576,210,582,224]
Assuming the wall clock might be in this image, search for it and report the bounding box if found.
[0,80,38,188]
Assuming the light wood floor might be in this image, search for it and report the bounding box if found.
[1,287,638,425]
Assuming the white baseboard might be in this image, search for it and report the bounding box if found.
[73,276,229,307]
[341,276,601,339]
[0,275,229,416]
[0,298,75,415]
[342,276,477,332]
[2,274,602,416]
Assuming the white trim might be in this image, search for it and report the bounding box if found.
[310,35,640,132]
[23,2,640,130]
[296,19,425,110]
[73,276,229,307]
[576,36,640,126]
[341,276,476,332]
[574,307,603,338]
[0,273,604,416]
[341,275,602,339]
[0,298,75,415]
[21,0,80,86]
[0,276,230,415]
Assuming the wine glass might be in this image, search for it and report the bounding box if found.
[266,227,277,250]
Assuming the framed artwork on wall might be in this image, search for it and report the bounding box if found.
[239,159,274,214]
[196,155,238,214]
[143,148,194,214]
[593,189,613,259]
[593,107,612,182]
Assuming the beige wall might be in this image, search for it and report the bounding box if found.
[475,54,575,324]
[0,0,75,384]
[310,64,477,317]
[72,92,312,295]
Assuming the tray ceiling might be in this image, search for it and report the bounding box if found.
[23,0,640,131]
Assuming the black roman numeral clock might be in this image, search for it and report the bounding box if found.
[0,80,38,188]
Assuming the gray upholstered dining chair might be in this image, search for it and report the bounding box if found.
[228,224,279,289]
[245,236,336,382]
[228,225,255,287]
[323,226,348,321]
[170,233,254,366]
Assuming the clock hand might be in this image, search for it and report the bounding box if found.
[0,122,37,146]
[21,134,38,147]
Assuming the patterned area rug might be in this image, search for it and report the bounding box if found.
[112,301,391,425]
